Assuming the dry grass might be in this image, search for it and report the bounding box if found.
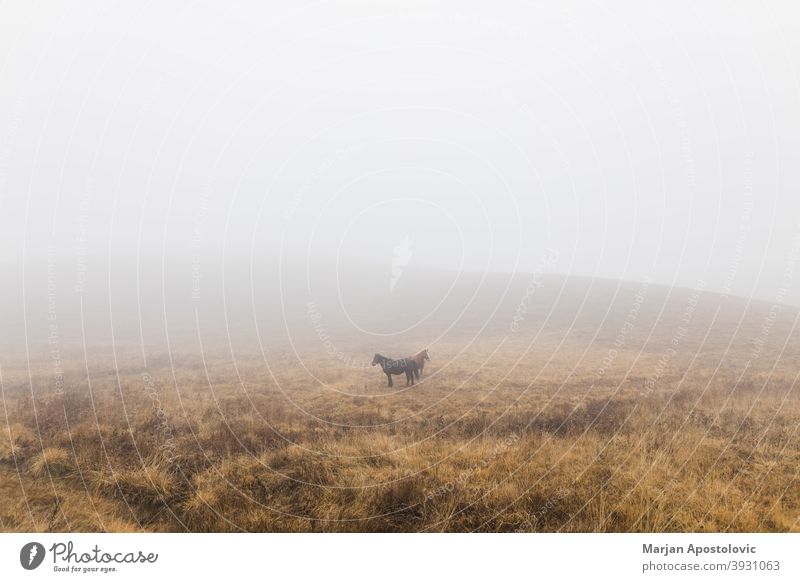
[29,447,74,478]
[1,335,798,533]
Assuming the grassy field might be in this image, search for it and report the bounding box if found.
[1,339,799,532]
[1,276,799,532]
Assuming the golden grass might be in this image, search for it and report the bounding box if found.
[29,447,74,478]
[0,334,798,532]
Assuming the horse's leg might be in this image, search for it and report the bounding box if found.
[387,373,393,388]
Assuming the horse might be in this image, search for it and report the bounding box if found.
[408,349,430,380]
[371,354,418,388]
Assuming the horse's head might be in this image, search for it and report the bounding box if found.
[423,349,430,361]
[371,354,382,366]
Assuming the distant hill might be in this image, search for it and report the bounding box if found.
[1,256,798,371]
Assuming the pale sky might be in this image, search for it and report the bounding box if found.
[1,0,799,304]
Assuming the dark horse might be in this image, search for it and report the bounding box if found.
[408,349,430,380]
[371,354,418,388]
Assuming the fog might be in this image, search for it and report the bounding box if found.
[1,1,800,353]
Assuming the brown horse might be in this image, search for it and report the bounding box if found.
[371,354,418,388]
[408,349,430,380]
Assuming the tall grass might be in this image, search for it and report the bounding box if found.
[1,340,798,532]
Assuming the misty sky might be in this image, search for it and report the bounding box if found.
[1,1,800,305]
